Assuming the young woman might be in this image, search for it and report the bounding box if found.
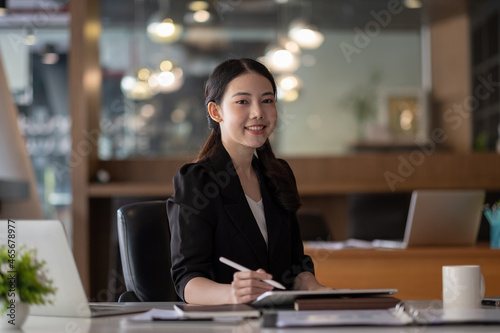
[167,58,329,305]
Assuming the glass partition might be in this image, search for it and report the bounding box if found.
[98,0,425,159]
[0,2,71,237]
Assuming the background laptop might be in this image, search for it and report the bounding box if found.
[0,220,150,317]
[394,189,486,248]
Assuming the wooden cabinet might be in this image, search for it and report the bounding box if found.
[305,244,500,300]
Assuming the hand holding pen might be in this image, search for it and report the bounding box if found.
[219,257,285,304]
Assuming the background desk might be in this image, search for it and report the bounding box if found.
[305,244,500,300]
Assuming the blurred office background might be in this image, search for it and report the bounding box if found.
[1,0,500,300]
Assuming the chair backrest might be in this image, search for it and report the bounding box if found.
[297,212,331,241]
[117,200,177,301]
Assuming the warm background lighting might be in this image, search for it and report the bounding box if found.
[288,20,324,49]
[277,74,302,102]
[404,0,422,9]
[193,10,210,23]
[262,46,300,73]
[188,1,209,11]
[147,12,183,43]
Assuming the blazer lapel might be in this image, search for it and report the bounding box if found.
[254,159,283,260]
[223,197,269,269]
[209,146,269,269]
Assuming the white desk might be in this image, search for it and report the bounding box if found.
[21,301,500,332]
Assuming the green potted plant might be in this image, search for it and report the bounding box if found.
[339,70,382,141]
[1,245,56,329]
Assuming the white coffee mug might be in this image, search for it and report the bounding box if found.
[442,265,485,309]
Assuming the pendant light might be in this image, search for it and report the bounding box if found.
[288,19,324,49]
[148,60,184,94]
[147,0,183,43]
[287,0,324,50]
[263,39,301,73]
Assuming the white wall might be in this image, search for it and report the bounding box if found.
[276,30,422,156]
[0,50,43,219]
[0,31,29,92]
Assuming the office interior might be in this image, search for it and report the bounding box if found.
[1,0,500,304]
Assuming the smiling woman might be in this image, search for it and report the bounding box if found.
[197,59,297,211]
[167,58,330,305]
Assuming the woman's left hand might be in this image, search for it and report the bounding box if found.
[293,271,333,291]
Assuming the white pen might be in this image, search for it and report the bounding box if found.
[219,256,286,290]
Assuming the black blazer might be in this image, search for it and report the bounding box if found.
[167,145,314,301]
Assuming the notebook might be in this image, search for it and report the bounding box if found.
[0,220,151,317]
[377,190,486,249]
[294,296,401,311]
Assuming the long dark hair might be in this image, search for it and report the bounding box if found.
[196,58,300,212]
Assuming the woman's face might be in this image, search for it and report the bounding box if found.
[209,72,277,153]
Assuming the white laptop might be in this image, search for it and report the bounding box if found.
[0,220,151,317]
[376,190,486,249]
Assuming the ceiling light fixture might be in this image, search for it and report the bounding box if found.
[188,1,209,11]
[147,17,183,43]
[261,38,301,74]
[121,68,157,100]
[148,60,184,94]
[403,0,422,9]
[263,46,300,73]
[288,19,324,49]
[277,74,302,91]
[147,0,183,43]
[277,74,302,102]
[287,0,324,50]
[185,1,212,24]
[193,10,210,23]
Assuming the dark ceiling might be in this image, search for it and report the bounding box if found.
[100,0,426,30]
[0,0,469,30]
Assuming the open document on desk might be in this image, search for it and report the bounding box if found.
[263,306,500,328]
[125,304,260,324]
[304,238,405,250]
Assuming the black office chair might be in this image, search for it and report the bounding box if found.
[117,200,178,302]
[297,212,331,241]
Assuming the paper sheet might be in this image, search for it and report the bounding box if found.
[275,309,413,327]
[126,308,245,323]
[128,309,181,322]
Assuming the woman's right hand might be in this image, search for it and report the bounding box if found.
[229,268,275,304]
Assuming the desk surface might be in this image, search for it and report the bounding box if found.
[21,301,500,332]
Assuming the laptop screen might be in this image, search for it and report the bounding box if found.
[403,190,486,247]
[0,220,92,317]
